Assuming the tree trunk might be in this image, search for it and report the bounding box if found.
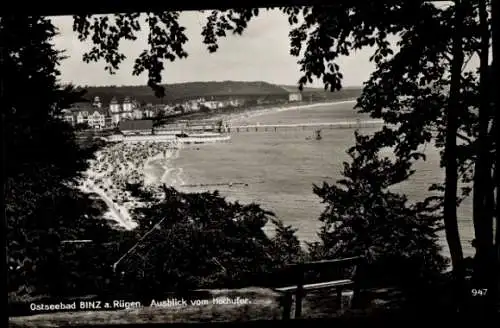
[475,0,493,251]
[445,0,465,310]
[493,0,500,262]
[472,0,495,312]
[491,0,500,307]
[492,158,499,261]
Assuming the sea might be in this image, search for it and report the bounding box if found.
[146,101,475,259]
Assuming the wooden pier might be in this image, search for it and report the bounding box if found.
[180,181,264,188]
[226,119,384,133]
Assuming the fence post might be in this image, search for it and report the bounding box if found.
[336,288,343,309]
[282,293,293,320]
[351,257,363,309]
[294,267,304,318]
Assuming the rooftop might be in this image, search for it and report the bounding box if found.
[119,119,153,131]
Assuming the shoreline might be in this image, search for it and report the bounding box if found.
[211,99,357,124]
[143,152,167,186]
[79,142,180,230]
[80,99,361,233]
[174,98,358,124]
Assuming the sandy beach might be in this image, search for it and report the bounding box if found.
[77,141,180,229]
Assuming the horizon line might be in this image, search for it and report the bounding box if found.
[61,80,363,90]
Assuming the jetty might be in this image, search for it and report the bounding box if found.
[103,119,231,143]
[180,181,264,188]
[227,119,384,133]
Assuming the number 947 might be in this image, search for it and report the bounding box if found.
[471,289,488,296]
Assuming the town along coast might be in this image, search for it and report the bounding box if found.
[77,99,473,261]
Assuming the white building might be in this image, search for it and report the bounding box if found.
[61,99,112,129]
[64,115,74,125]
[76,111,89,124]
[143,108,155,118]
[109,97,122,126]
[280,86,303,102]
[87,109,108,129]
[109,97,121,112]
[229,99,244,107]
[189,101,200,111]
[288,93,302,102]
[123,96,133,112]
[108,96,137,125]
[111,113,121,126]
[92,96,102,108]
[60,109,74,125]
[133,108,144,120]
[203,101,218,110]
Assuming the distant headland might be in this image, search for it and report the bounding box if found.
[75,81,362,105]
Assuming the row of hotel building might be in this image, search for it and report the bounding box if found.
[60,91,303,130]
[59,96,250,129]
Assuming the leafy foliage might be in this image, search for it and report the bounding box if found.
[2,16,108,299]
[73,12,188,98]
[309,133,447,290]
[112,186,303,296]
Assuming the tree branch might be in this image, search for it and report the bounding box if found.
[457,132,474,144]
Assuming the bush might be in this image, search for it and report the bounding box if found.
[308,133,447,295]
[117,187,303,296]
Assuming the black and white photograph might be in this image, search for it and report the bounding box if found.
[4,1,500,326]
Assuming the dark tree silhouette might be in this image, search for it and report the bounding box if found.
[443,0,466,298]
[309,132,447,306]
[470,0,497,312]
[72,12,188,98]
[2,16,114,300]
[111,186,303,296]
[490,0,500,310]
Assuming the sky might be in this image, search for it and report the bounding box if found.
[50,10,378,88]
[50,4,478,89]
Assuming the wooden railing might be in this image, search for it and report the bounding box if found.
[273,256,364,319]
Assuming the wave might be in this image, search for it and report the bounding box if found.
[167,167,186,188]
[144,145,189,189]
[143,145,183,186]
[159,167,175,185]
[160,167,186,188]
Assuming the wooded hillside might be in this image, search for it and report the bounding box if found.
[79,81,362,105]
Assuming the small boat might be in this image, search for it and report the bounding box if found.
[315,130,322,140]
[306,130,322,140]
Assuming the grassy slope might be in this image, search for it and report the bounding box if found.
[81,81,362,105]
